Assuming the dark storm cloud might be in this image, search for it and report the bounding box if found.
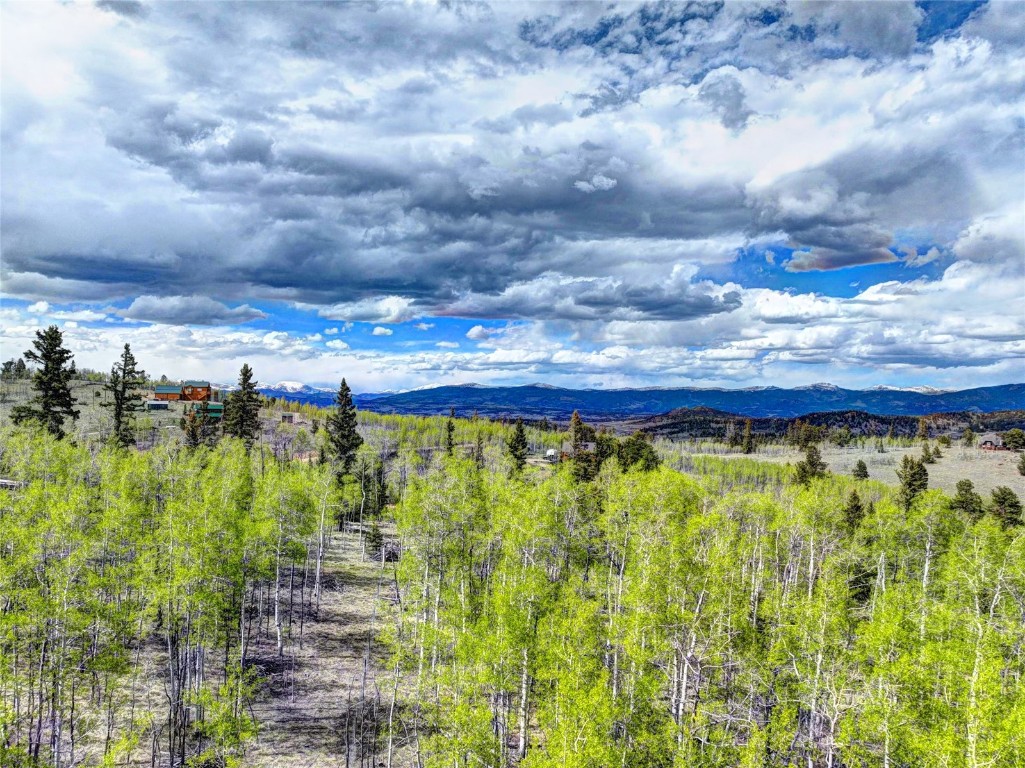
[1,0,1021,335]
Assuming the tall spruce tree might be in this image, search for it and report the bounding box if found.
[445,407,456,456]
[741,418,754,454]
[852,459,869,479]
[795,444,827,485]
[326,378,362,473]
[11,325,80,438]
[951,479,984,520]
[223,363,261,447]
[989,486,1022,527]
[103,343,147,448]
[896,454,929,512]
[507,418,528,474]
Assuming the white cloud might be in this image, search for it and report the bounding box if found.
[466,325,491,341]
[371,326,393,336]
[325,339,349,350]
[435,340,459,348]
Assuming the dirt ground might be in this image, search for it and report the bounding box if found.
[246,527,414,768]
[704,443,1024,498]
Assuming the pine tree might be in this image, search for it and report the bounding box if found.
[445,407,455,456]
[223,364,261,448]
[474,432,485,470]
[794,444,827,485]
[741,418,754,454]
[950,479,984,521]
[843,489,865,532]
[570,410,584,454]
[326,378,362,474]
[989,486,1022,527]
[962,427,975,447]
[896,455,928,512]
[852,459,869,479]
[507,418,528,475]
[11,325,80,438]
[1018,452,1025,477]
[921,442,936,464]
[103,343,147,448]
[916,417,929,441]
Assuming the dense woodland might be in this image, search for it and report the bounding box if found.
[1,328,1024,767]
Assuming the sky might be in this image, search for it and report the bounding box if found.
[1,0,1023,393]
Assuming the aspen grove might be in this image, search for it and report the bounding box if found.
[1,415,1023,767]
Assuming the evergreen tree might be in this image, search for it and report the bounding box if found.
[916,417,929,441]
[921,442,936,464]
[1018,452,1025,477]
[569,410,584,454]
[326,378,362,473]
[741,418,754,454]
[11,325,80,438]
[223,364,261,448]
[794,444,827,485]
[842,489,865,532]
[852,459,869,479]
[180,406,214,448]
[507,418,528,475]
[950,479,984,521]
[1003,428,1025,450]
[896,454,928,512]
[103,343,147,448]
[474,432,485,470]
[989,486,1022,527]
[962,427,975,447]
[931,444,943,460]
[445,407,455,456]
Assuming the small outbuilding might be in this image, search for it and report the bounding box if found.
[545,448,559,463]
[146,400,169,411]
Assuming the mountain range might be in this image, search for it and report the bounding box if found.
[257,382,1025,421]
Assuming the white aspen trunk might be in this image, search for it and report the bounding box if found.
[517,648,530,760]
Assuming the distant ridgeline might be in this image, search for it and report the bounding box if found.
[634,407,1025,440]
[259,382,1025,421]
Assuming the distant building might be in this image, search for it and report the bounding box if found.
[979,432,1004,450]
[154,385,182,401]
[154,381,217,402]
[545,448,559,462]
[146,400,169,411]
[181,381,212,401]
[184,401,224,420]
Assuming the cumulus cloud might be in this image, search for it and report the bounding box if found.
[0,0,1021,387]
[120,295,267,326]
[371,326,393,336]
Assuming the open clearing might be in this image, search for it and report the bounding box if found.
[703,443,1024,497]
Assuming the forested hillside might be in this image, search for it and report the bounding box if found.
[2,412,1023,766]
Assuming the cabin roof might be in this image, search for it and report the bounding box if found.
[183,380,210,387]
[154,385,180,393]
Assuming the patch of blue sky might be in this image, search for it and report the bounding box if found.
[697,243,948,298]
[916,1,987,44]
